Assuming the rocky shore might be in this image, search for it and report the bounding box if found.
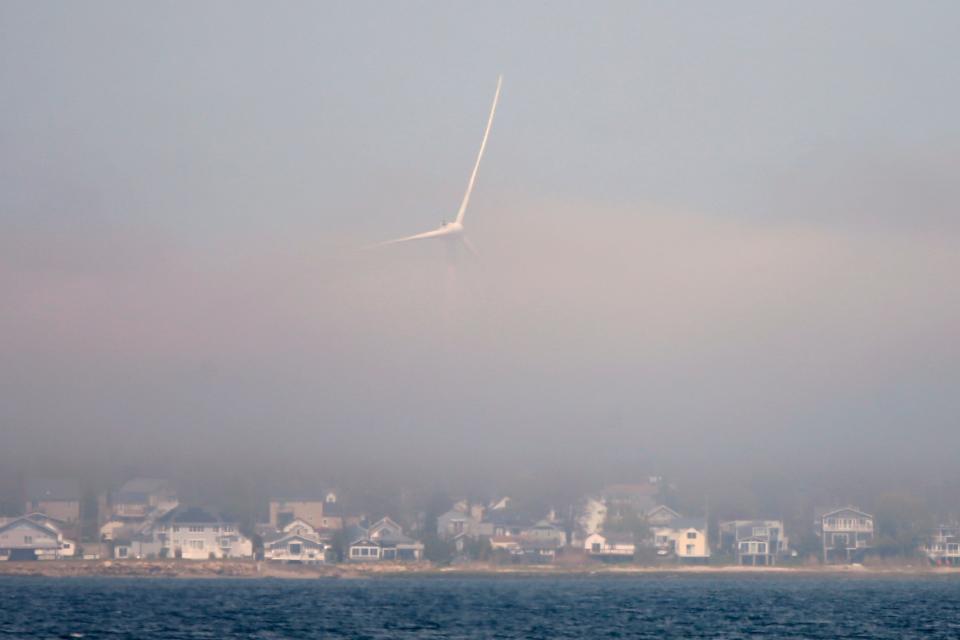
[0,559,957,579]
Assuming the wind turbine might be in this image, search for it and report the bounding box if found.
[375,75,502,255]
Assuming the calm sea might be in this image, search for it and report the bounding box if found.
[2,574,960,639]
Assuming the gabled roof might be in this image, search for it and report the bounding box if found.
[0,516,60,538]
[348,537,380,548]
[282,518,318,534]
[24,478,80,502]
[25,512,66,531]
[265,533,324,550]
[369,516,402,535]
[818,506,872,519]
[648,504,681,518]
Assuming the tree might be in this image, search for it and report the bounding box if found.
[422,534,454,564]
[874,492,931,558]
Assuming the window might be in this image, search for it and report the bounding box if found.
[591,543,601,553]
[23,535,33,545]
[189,525,204,533]
[350,548,360,557]
[686,532,697,539]
[173,526,180,533]
[685,544,694,554]
[757,543,767,554]
[223,525,234,533]
[752,527,769,538]
[948,544,959,554]
[118,547,128,558]
[189,540,204,550]
[739,542,750,553]
[289,543,302,555]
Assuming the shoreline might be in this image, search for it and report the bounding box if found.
[1,560,958,579]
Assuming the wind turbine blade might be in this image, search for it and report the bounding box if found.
[454,75,502,226]
[372,225,452,248]
[462,235,480,258]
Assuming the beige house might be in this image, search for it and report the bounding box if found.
[24,479,81,524]
[269,496,340,530]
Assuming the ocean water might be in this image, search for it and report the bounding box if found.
[2,574,960,639]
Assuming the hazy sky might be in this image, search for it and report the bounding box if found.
[2,2,958,490]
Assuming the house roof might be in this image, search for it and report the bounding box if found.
[25,512,66,531]
[648,505,681,518]
[0,516,60,539]
[349,537,379,547]
[265,533,323,549]
[24,478,80,502]
[156,505,234,525]
[817,506,872,519]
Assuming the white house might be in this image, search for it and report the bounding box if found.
[262,518,327,564]
[0,515,74,561]
[651,518,710,562]
[347,537,382,561]
[154,506,252,560]
[584,532,635,559]
[923,525,960,566]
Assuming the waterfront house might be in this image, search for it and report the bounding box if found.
[262,519,326,564]
[113,531,162,560]
[437,509,481,541]
[816,506,874,563]
[347,536,382,561]
[368,517,424,561]
[0,515,74,560]
[154,506,252,560]
[584,532,636,560]
[651,518,710,562]
[523,519,567,547]
[718,519,789,565]
[922,525,960,566]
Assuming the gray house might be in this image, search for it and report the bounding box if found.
[718,520,789,565]
[816,506,874,563]
[0,516,65,561]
